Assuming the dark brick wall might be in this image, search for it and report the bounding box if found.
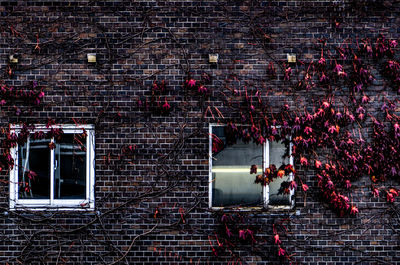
[0,0,398,264]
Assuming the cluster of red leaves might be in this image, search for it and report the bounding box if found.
[211,133,224,153]
[1,121,64,171]
[383,60,400,93]
[122,144,136,155]
[290,100,366,216]
[137,80,171,115]
[138,74,211,114]
[0,81,45,115]
[272,221,292,262]
[279,35,398,96]
[254,164,295,188]
[185,72,211,95]
[210,212,257,258]
[365,101,400,201]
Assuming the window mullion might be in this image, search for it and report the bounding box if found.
[10,145,18,208]
[289,141,295,208]
[263,140,269,207]
[208,124,213,208]
[86,132,90,202]
[50,137,55,205]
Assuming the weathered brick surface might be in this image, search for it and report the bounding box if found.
[0,0,398,264]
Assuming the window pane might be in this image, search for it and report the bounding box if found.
[212,126,263,207]
[18,139,51,199]
[55,134,86,199]
[269,141,291,205]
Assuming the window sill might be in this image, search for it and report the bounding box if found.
[10,201,95,211]
[210,204,294,213]
[10,207,95,212]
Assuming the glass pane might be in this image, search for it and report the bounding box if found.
[269,141,291,205]
[55,134,86,199]
[212,126,263,207]
[18,139,51,199]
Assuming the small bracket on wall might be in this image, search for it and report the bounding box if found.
[9,54,18,64]
[87,53,97,63]
[287,53,296,63]
[209,53,219,64]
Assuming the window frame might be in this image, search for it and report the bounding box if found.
[209,124,294,210]
[9,124,95,211]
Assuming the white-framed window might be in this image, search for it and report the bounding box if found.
[9,124,95,210]
[209,124,294,209]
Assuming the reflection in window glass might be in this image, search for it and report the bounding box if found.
[18,139,51,199]
[55,134,86,199]
[212,126,263,207]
